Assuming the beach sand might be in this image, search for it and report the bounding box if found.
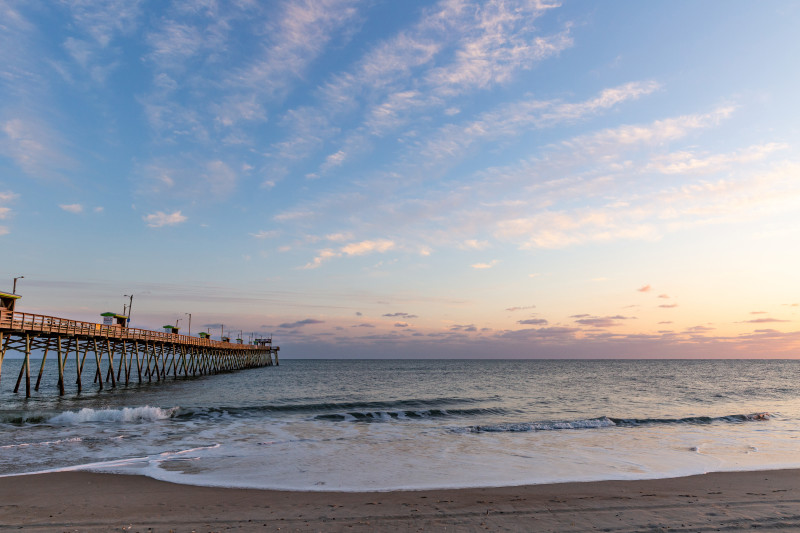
[2,470,799,532]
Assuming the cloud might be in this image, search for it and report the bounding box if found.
[341,239,395,256]
[506,305,536,312]
[647,143,787,175]
[450,324,478,332]
[394,322,409,328]
[420,81,660,164]
[741,318,789,324]
[637,285,652,293]
[326,232,354,242]
[0,192,17,226]
[301,248,338,269]
[278,0,571,178]
[250,230,280,239]
[64,0,142,48]
[658,304,679,309]
[460,239,490,250]
[471,260,499,269]
[518,318,548,325]
[303,239,395,269]
[1,118,72,179]
[278,318,325,329]
[383,312,418,319]
[143,210,187,227]
[573,315,634,328]
[60,203,83,214]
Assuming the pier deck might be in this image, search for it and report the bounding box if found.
[0,310,279,397]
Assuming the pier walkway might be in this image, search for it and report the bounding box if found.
[0,310,279,397]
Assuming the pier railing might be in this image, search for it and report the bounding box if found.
[0,311,265,349]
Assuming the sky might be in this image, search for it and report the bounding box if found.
[2,0,800,359]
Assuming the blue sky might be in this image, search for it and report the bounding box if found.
[2,0,800,358]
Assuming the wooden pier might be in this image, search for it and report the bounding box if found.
[0,297,279,398]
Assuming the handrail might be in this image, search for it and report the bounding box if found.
[0,311,267,350]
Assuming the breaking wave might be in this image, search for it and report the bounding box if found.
[48,406,178,425]
[457,413,771,433]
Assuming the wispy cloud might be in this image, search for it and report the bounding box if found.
[0,191,17,236]
[471,260,499,269]
[383,312,418,319]
[60,203,83,214]
[277,0,571,178]
[341,239,395,256]
[419,81,660,165]
[647,143,787,175]
[278,318,325,329]
[250,230,280,239]
[143,210,187,228]
[741,317,789,324]
[506,305,536,312]
[573,315,635,328]
[1,118,72,179]
[302,239,395,269]
[518,318,548,325]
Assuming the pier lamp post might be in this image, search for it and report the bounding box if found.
[12,275,23,294]
[123,294,133,326]
[185,313,192,336]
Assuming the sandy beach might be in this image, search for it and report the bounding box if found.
[1,470,799,532]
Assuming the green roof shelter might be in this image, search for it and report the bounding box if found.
[198,332,210,339]
[101,312,128,327]
[0,291,21,322]
[163,325,180,334]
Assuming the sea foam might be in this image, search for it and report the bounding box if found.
[48,406,177,425]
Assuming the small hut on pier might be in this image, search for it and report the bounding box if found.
[0,291,21,323]
[101,312,128,327]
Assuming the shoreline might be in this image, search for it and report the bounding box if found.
[2,469,799,531]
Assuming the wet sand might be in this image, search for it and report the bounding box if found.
[2,469,800,532]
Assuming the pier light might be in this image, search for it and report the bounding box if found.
[12,275,24,294]
[123,294,133,325]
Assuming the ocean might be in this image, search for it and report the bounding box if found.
[1,358,799,491]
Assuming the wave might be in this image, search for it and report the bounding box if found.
[457,413,771,433]
[174,397,500,419]
[48,406,177,425]
[0,437,83,449]
[314,406,508,422]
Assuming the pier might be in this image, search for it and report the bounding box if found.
[0,292,279,397]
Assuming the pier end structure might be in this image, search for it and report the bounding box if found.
[0,294,279,398]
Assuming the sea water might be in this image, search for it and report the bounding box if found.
[1,358,799,491]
